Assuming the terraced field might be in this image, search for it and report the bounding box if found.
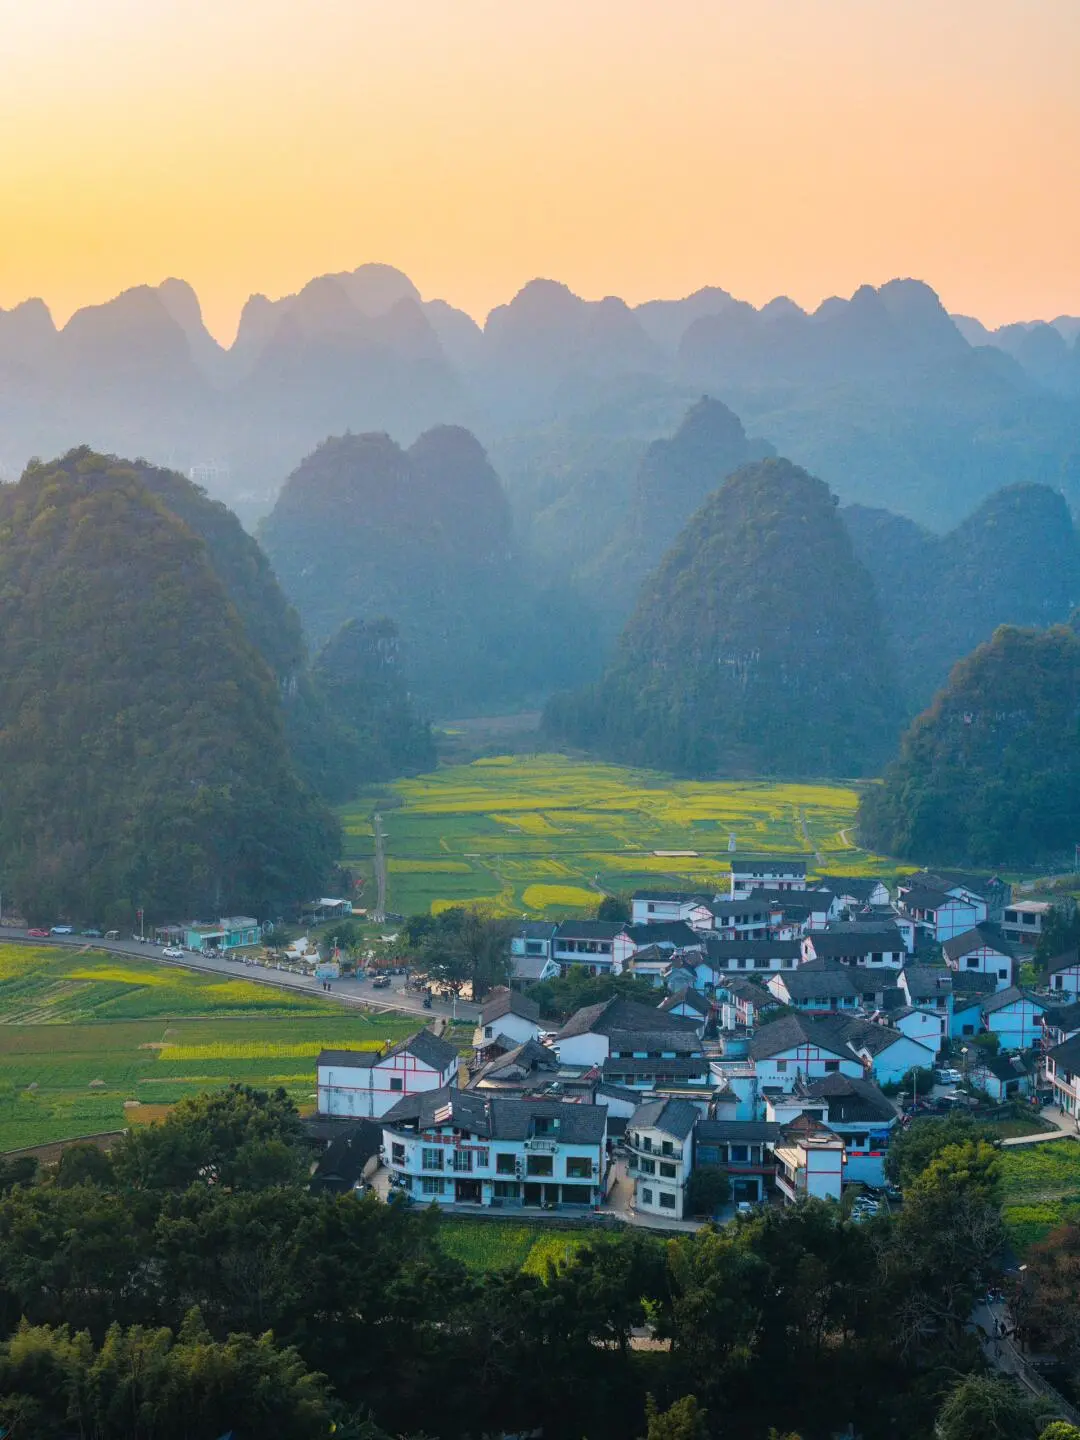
[1000,1139,1080,1251]
[0,944,421,1152]
[342,753,896,917]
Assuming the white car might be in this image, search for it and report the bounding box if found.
[162,946,184,958]
[935,1068,964,1085]
[50,925,74,935]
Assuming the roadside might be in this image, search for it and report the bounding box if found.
[0,926,480,1025]
[1001,1106,1079,1148]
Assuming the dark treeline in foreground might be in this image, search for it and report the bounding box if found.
[0,1085,1064,1440]
[859,622,1080,867]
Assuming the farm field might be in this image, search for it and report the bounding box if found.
[0,944,421,1152]
[436,1216,595,1274]
[342,753,898,917]
[1000,1139,1080,1251]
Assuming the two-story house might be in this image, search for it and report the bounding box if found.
[630,891,713,930]
[472,987,544,1055]
[318,1030,459,1119]
[772,891,841,934]
[749,1015,864,1092]
[618,921,707,963]
[706,895,781,941]
[658,988,713,1024]
[553,996,705,1067]
[729,856,808,897]
[897,881,984,942]
[625,1097,698,1219]
[1046,948,1080,1000]
[826,877,892,911]
[699,938,802,979]
[552,920,626,975]
[1045,1034,1080,1118]
[773,1115,846,1205]
[509,922,559,979]
[972,1053,1034,1103]
[381,1088,607,1208]
[766,962,861,1014]
[1001,900,1054,948]
[942,925,1015,991]
[801,925,906,969]
[830,1015,935,1086]
[1041,1000,1080,1052]
[767,1073,897,1186]
[720,978,779,1033]
[980,988,1049,1051]
[899,966,954,1020]
[693,1119,781,1205]
[184,916,260,953]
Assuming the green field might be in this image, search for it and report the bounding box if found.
[1000,1140,1080,1250]
[0,944,422,1152]
[436,1216,595,1273]
[343,753,898,917]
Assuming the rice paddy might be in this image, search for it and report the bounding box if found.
[343,753,895,917]
[0,944,421,1152]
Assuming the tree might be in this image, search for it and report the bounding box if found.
[1039,1424,1080,1440]
[935,1375,1043,1440]
[641,1394,708,1440]
[596,894,631,923]
[685,1167,731,1218]
[1015,1222,1080,1370]
[1036,905,1080,968]
[885,1114,997,1188]
[110,1085,308,1192]
[416,908,514,999]
[52,1142,115,1189]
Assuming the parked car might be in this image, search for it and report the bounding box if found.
[935,1068,964,1085]
[50,925,74,935]
[371,975,391,989]
[162,946,184,958]
[27,928,49,938]
[81,928,102,937]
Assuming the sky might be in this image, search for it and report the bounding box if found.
[0,0,1077,344]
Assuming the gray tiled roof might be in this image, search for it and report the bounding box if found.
[628,1096,699,1140]
[317,1047,378,1068]
[705,938,802,962]
[394,1029,459,1072]
[658,987,711,1016]
[1047,948,1080,976]
[942,925,1016,962]
[775,966,860,1000]
[382,1085,608,1143]
[555,996,701,1041]
[695,1119,782,1144]
[480,987,541,1026]
[802,1072,896,1122]
[748,1015,848,1061]
[981,986,1047,1016]
[601,1056,708,1078]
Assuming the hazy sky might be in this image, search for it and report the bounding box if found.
[1,0,1077,343]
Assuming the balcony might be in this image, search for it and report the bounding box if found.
[775,1169,805,1203]
[524,1137,558,1152]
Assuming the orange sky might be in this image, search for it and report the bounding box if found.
[0,0,1077,343]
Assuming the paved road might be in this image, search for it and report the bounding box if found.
[0,926,479,1024]
[1001,1106,1079,1147]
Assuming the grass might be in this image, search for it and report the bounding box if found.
[436,1216,593,1274]
[343,753,899,917]
[1000,1139,1080,1250]
[0,944,424,1152]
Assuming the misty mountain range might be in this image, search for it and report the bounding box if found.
[1,264,1078,538]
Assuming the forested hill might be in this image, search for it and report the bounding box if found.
[259,426,597,714]
[545,457,899,776]
[844,483,1080,712]
[584,395,774,627]
[0,451,338,923]
[858,623,1080,866]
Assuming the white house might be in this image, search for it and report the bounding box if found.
[826,877,892,911]
[721,978,778,1032]
[748,1016,864,1092]
[980,988,1048,1051]
[729,856,807,897]
[472,988,544,1053]
[802,925,906,970]
[951,991,987,1040]
[1046,948,1080,1000]
[699,939,802,978]
[898,883,983,942]
[318,1030,459,1119]
[553,996,704,1068]
[658,988,713,1023]
[1045,1034,1080,1119]
[942,925,1015,992]
[706,896,780,941]
[767,1073,897,1187]
[625,1097,698,1219]
[1001,900,1054,948]
[773,1116,845,1204]
[773,890,842,933]
[972,1053,1034,1104]
[631,891,713,929]
[885,1005,945,1053]
[1041,999,1080,1051]
[510,922,558,964]
[552,920,626,975]
[381,1087,607,1208]
[838,1017,935,1085]
[766,964,861,1014]
[899,966,954,1018]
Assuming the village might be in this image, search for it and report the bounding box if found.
[309,858,1080,1225]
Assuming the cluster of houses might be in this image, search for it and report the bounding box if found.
[315,858,1077,1222]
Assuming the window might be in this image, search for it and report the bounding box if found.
[493,1180,520,1199]
[526,1155,553,1177]
[660,1161,677,1179]
[754,957,769,969]
[496,1152,516,1175]
[1005,910,1018,924]
[484,1025,493,1038]
[966,956,979,969]
[421,1148,443,1171]
[697,1145,719,1166]
[775,1060,788,1073]
[729,1145,748,1163]
[823,1061,840,1073]
[421,1176,444,1196]
[565,1155,592,1179]
[452,1150,472,1173]
[871,953,882,964]
[851,1133,867,1149]
[390,1076,403,1092]
[639,1158,656,1175]
[640,1187,654,1204]
[641,1135,653,1152]
[391,1142,405,1166]
[647,903,655,913]
[659,1193,676,1210]
[661,1140,674,1156]
[474,1149,489,1169]
[999,969,1008,980]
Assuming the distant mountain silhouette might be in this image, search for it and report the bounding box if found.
[844,483,1080,712]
